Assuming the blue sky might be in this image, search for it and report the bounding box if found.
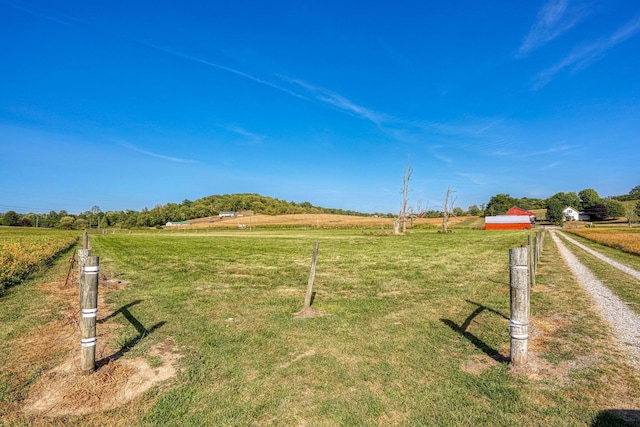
[1,0,639,215]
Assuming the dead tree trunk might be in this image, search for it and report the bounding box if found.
[441,186,456,233]
[393,218,400,235]
[400,163,412,234]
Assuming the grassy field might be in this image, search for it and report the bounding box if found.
[2,227,640,425]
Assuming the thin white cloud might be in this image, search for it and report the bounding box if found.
[429,145,453,165]
[518,144,574,158]
[518,0,589,57]
[544,161,562,169]
[5,0,399,132]
[282,77,391,125]
[0,0,81,29]
[141,43,315,104]
[533,15,640,88]
[456,172,487,186]
[118,141,199,164]
[213,123,265,143]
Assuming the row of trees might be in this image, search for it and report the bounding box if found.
[483,186,640,223]
[0,194,373,229]
[3,186,639,230]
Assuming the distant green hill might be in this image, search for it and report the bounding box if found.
[127,193,375,227]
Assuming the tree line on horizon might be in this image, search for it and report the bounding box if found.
[484,186,640,223]
[2,187,639,229]
[0,194,377,229]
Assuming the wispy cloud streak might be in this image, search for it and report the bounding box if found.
[214,123,265,142]
[282,77,391,125]
[1,1,311,103]
[518,0,589,57]
[118,141,199,163]
[533,15,640,88]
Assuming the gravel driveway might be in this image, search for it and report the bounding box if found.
[550,229,640,365]
[559,232,640,281]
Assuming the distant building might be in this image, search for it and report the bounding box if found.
[505,206,536,226]
[506,206,536,218]
[485,215,532,230]
[563,206,580,221]
[166,221,190,226]
[219,211,237,218]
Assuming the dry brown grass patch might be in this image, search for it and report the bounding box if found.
[184,213,475,229]
[7,277,182,420]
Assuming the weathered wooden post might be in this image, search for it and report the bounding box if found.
[528,235,536,288]
[77,247,91,301]
[79,256,99,373]
[532,235,538,273]
[509,247,529,367]
[83,230,89,250]
[304,242,319,310]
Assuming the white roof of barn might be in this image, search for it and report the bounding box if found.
[485,215,532,224]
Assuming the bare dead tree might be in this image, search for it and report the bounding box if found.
[399,162,413,234]
[413,200,429,218]
[441,186,457,233]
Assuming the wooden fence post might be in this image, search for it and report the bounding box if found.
[83,230,89,250]
[304,242,320,310]
[77,248,91,301]
[509,247,529,367]
[533,234,538,273]
[528,235,536,288]
[79,256,99,373]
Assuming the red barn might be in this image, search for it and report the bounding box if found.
[506,206,536,217]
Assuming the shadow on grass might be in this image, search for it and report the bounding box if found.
[440,300,509,363]
[591,409,640,426]
[96,300,165,369]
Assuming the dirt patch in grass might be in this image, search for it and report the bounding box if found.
[294,306,325,319]
[13,278,181,419]
[460,354,502,374]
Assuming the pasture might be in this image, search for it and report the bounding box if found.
[1,227,639,425]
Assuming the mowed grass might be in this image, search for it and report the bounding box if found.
[3,228,640,425]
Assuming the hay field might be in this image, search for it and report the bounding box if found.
[187,213,480,229]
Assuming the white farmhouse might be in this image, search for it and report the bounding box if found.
[563,206,580,221]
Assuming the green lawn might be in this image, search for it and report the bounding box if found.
[2,228,639,425]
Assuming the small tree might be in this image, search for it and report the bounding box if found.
[58,216,75,230]
[468,205,482,216]
[604,199,625,219]
[547,192,580,210]
[579,188,601,210]
[546,199,564,223]
[485,194,516,216]
[1,210,19,226]
[584,204,609,221]
[625,201,637,228]
[74,218,89,229]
